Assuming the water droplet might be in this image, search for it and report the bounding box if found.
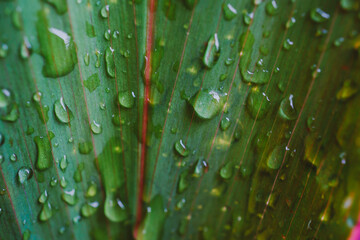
[193,159,208,177]
[39,201,53,222]
[36,10,77,77]
[0,43,9,58]
[60,176,67,188]
[62,189,78,206]
[243,11,253,25]
[220,117,231,131]
[73,163,84,183]
[86,181,97,198]
[81,201,99,217]
[246,89,270,120]
[60,155,67,172]
[189,89,227,119]
[104,193,127,222]
[266,146,284,170]
[203,34,220,68]
[283,38,294,50]
[38,190,48,204]
[44,0,67,14]
[0,88,19,122]
[0,133,4,146]
[178,170,190,193]
[176,198,186,210]
[341,0,358,11]
[34,132,55,170]
[12,7,22,30]
[336,79,358,100]
[279,94,297,120]
[50,177,58,187]
[79,141,93,154]
[84,52,90,66]
[54,97,72,123]
[105,47,115,78]
[174,140,189,157]
[266,0,279,15]
[18,167,33,184]
[223,3,238,20]
[118,91,135,108]
[86,21,96,38]
[0,155,4,164]
[58,226,66,235]
[220,162,233,179]
[95,50,101,68]
[310,8,330,23]
[100,5,109,18]
[334,37,345,47]
[104,29,111,40]
[10,153,17,162]
[91,120,102,134]
[23,229,31,240]
[286,17,296,29]
[19,37,32,59]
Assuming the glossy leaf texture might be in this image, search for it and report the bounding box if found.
[0,0,359,239]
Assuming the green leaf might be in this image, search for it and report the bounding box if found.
[0,0,360,239]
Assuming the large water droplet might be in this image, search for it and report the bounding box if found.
[91,120,102,134]
[203,34,220,68]
[36,10,77,77]
[104,192,127,222]
[266,146,284,170]
[189,89,226,119]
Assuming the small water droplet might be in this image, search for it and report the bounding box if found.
[220,162,233,179]
[118,91,135,108]
[62,188,78,205]
[203,34,220,68]
[266,0,279,15]
[39,201,53,222]
[279,94,297,120]
[18,167,33,184]
[10,153,17,162]
[54,97,72,123]
[220,117,231,131]
[81,201,99,217]
[174,140,189,157]
[38,190,48,204]
[86,181,97,198]
[91,120,102,134]
[0,43,9,58]
[310,8,330,23]
[100,5,109,18]
[283,38,294,50]
[223,3,238,20]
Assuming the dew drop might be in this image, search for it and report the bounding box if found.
[39,201,53,222]
[118,91,135,109]
[81,201,99,217]
[223,3,238,21]
[310,8,330,23]
[174,140,189,157]
[105,47,115,78]
[279,94,297,120]
[188,89,226,119]
[91,120,102,134]
[54,97,72,123]
[203,34,220,68]
[18,167,33,184]
[62,188,78,206]
[246,89,270,120]
[266,0,279,15]
[34,132,55,170]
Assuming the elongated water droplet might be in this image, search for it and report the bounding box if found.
[36,10,77,77]
[50,177,58,187]
[178,170,190,193]
[223,3,238,21]
[203,34,220,68]
[310,8,330,23]
[84,52,90,66]
[62,189,78,206]
[118,91,135,108]
[189,89,226,119]
[279,94,297,120]
[19,37,32,59]
[39,201,53,222]
[23,229,31,240]
[95,50,101,68]
[174,140,189,157]
[105,47,115,78]
[283,38,293,50]
[18,167,33,184]
[243,11,253,25]
[34,132,55,170]
[81,201,99,217]
[0,88,19,122]
[60,155,67,172]
[54,98,72,123]
[73,163,84,182]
